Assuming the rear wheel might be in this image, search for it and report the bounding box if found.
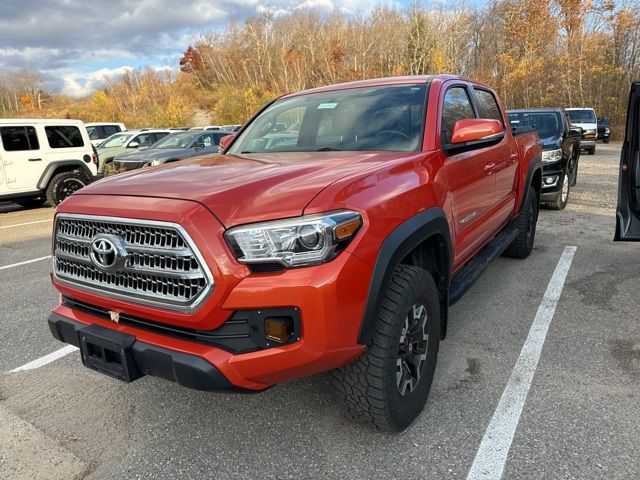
[546,172,570,210]
[333,265,440,432]
[503,186,538,258]
[46,171,88,206]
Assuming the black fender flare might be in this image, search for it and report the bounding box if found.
[357,207,452,345]
[37,160,95,190]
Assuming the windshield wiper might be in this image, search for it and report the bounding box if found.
[240,150,254,154]
[316,147,341,151]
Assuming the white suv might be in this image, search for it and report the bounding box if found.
[85,122,126,147]
[0,119,98,207]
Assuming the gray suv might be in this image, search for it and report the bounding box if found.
[112,130,231,171]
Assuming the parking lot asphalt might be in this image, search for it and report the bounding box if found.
[0,143,638,479]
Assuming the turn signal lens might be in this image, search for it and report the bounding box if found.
[334,217,362,240]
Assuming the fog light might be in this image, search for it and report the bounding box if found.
[543,175,559,187]
[265,317,293,343]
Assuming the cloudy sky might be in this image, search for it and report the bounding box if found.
[0,0,410,97]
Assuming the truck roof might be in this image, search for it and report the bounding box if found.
[507,108,564,113]
[565,107,595,111]
[282,74,477,98]
[0,118,85,125]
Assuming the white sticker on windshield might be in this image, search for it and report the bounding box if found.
[317,103,337,109]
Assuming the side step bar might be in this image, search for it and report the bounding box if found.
[448,223,520,305]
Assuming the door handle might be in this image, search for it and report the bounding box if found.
[510,153,518,160]
[28,158,42,161]
[484,162,496,171]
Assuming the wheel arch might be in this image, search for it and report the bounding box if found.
[37,160,94,190]
[357,207,452,345]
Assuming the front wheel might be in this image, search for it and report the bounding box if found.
[333,265,440,432]
[46,171,88,206]
[588,146,596,155]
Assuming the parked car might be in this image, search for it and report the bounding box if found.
[597,116,611,143]
[0,119,97,207]
[566,107,598,155]
[189,125,221,131]
[85,122,126,147]
[508,108,582,209]
[615,81,640,240]
[47,75,542,432]
[221,124,242,132]
[96,129,171,174]
[112,130,232,171]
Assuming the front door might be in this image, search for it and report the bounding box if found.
[0,125,43,191]
[615,81,640,241]
[440,85,496,267]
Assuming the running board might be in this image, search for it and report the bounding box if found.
[448,224,520,305]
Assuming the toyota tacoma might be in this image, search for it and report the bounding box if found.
[48,75,542,431]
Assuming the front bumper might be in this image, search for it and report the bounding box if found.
[580,139,596,148]
[540,165,563,201]
[49,313,250,392]
[112,161,147,171]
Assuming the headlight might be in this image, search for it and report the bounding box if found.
[225,211,363,267]
[605,128,610,134]
[541,148,562,163]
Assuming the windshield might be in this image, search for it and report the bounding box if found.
[100,133,131,148]
[566,109,596,123]
[508,112,561,138]
[152,132,198,149]
[228,85,427,154]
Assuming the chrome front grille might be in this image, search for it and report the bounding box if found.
[53,214,213,312]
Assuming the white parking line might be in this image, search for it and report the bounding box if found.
[9,345,79,373]
[0,219,52,229]
[466,245,577,480]
[0,255,52,270]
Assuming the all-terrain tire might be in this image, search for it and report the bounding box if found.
[503,186,538,258]
[46,171,88,206]
[333,265,440,432]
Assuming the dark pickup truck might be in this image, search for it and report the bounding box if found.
[508,108,582,210]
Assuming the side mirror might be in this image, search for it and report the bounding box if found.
[219,134,235,152]
[569,126,583,136]
[450,118,504,144]
[128,141,140,149]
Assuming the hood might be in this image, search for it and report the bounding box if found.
[114,149,158,162]
[540,134,562,150]
[79,151,404,227]
[570,121,597,130]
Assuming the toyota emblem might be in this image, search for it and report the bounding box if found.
[89,234,127,272]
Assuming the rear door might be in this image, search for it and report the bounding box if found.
[0,125,42,191]
[615,81,640,240]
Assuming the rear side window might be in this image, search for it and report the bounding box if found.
[132,133,155,148]
[0,126,39,151]
[102,125,121,137]
[45,126,85,148]
[474,89,503,124]
[441,87,475,144]
[152,132,169,143]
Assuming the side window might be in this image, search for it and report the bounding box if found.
[0,126,40,151]
[153,132,169,143]
[474,89,503,124]
[133,133,153,147]
[45,126,84,148]
[441,87,475,144]
[102,125,120,137]
[86,126,99,140]
[199,133,214,147]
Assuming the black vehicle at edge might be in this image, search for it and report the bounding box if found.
[508,108,582,210]
[615,81,640,240]
[597,116,611,143]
